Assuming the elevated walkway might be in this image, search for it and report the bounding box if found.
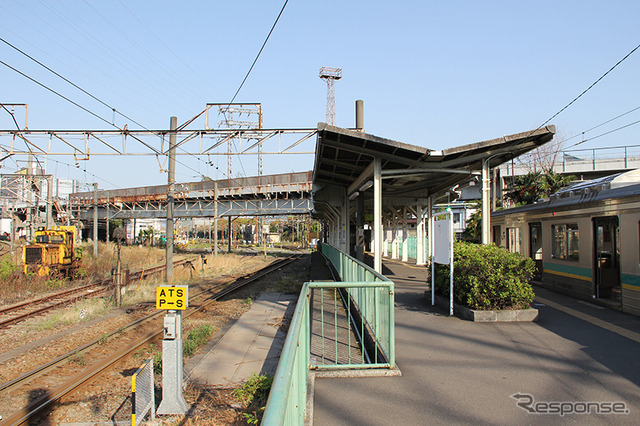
[311,259,640,425]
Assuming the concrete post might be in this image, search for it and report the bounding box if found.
[157,310,188,414]
[166,116,177,283]
[373,158,382,274]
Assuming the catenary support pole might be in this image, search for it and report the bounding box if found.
[93,182,98,257]
[214,182,218,256]
[228,217,232,253]
[166,116,177,283]
[46,175,53,228]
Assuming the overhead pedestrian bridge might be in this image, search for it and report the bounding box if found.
[68,171,313,220]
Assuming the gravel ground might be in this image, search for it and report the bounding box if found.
[0,252,310,425]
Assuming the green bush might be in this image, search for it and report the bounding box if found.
[0,259,17,280]
[433,242,535,310]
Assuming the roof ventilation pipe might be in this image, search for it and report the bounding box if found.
[355,99,364,132]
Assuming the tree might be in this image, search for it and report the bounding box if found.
[514,131,567,174]
[504,170,575,206]
[461,200,482,243]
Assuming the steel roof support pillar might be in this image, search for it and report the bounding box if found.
[374,158,382,274]
[342,189,350,254]
[402,208,409,262]
[416,205,425,266]
[482,159,490,245]
[428,195,433,265]
[355,194,364,261]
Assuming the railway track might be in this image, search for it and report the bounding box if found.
[0,253,303,425]
[0,258,195,329]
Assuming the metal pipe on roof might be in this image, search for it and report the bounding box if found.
[356,100,364,132]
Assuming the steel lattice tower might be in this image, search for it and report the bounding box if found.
[319,67,342,125]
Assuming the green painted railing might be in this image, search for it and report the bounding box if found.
[263,244,395,425]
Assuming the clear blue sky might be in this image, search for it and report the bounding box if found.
[1,0,639,190]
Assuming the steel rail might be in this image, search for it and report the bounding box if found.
[0,254,303,425]
[0,258,194,329]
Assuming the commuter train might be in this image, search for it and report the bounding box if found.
[491,169,640,317]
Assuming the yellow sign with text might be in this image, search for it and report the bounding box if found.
[156,285,189,310]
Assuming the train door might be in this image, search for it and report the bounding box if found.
[529,222,542,280]
[593,216,621,301]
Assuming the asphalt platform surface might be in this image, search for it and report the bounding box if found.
[312,257,640,425]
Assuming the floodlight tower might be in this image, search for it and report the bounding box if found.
[319,67,342,125]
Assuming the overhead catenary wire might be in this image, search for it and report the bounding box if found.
[1,1,289,183]
[114,0,225,100]
[537,43,640,130]
[176,0,290,178]
[30,0,195,114]
[0,54,220,182]
[565,104,640,148]
[0,37,150,130]
[0,4,171,119]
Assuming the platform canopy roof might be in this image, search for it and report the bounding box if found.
[312,122,556,212]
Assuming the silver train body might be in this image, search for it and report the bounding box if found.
[491,170,640,316]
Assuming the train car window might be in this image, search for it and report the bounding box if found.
[567,224,579,261]
[506,227,520,253]
[551,223,579,261]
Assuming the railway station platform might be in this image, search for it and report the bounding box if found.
[311,258,640,425]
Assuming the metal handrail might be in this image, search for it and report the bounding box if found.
[263,243,395,425]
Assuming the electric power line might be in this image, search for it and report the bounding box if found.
[565,104,640,147]
[0,37,150,130]
[571,119,640,147]
[538,43,640,129]
[177,0,290,178]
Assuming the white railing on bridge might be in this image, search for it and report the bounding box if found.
[499,145,640,177]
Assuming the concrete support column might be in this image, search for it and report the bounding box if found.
[373,158,382,274]
[482,159,490,245]
[416,205,425,265]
